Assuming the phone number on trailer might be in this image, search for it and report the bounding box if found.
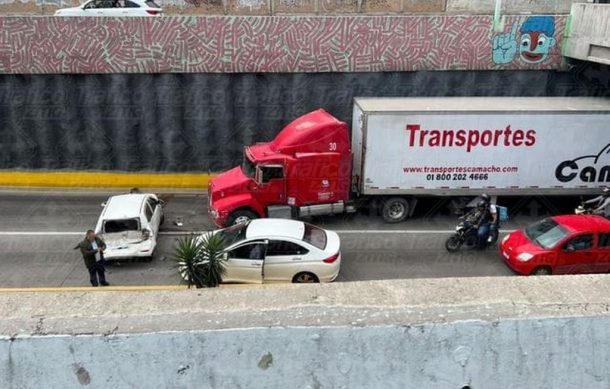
[425,173,489,181]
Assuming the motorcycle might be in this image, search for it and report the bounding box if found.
[445,217,499,252]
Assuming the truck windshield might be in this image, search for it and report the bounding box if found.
[242,154,256,179]
[303,223,327,250]
[524,218,568,249]
[216,222,249,246]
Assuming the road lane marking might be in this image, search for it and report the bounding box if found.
[0,232,84,236]
[0,229,516,236]
[335,229,516,234]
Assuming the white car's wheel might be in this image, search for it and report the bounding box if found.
[292,272,319,283]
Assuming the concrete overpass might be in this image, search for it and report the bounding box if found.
[564,2,610,66]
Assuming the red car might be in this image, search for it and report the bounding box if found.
[500,214,610,275]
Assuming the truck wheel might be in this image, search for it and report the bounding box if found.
[227,210,258,226]
[381,198,410,223]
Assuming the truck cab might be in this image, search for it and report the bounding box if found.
[208,109,351,227]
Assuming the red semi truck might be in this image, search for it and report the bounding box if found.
[208,97,610,227]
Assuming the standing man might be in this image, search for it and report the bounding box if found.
[78,230,109,287]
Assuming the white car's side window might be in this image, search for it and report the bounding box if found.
[85,0,118,9]
[147,197,159,212]
[229,243,266,260]
[144,203,154,222]
[267,240,309,256]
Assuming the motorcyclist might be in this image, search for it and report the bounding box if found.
[584,187,610,217]
[475,193,498,249]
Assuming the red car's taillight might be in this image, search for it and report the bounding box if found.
[323,253,339,264]
[146,9,161,15]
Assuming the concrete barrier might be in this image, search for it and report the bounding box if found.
[2,276,610,387]
[5,65,609,184]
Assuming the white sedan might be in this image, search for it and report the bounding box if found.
[54,0,162,16]
[197,219,341,284]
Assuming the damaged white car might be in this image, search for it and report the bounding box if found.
[95,193,164,262]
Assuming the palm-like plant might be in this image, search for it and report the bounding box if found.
[197,232,228,287]
[172,233,227,288]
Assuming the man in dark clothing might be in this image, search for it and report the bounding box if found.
[78,230,109,287]
[475,196,498,249]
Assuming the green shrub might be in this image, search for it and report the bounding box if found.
[172,233,227,288]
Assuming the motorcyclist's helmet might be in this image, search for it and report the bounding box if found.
[481,193,491,203]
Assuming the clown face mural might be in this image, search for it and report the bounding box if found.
[492,16,556,65]
[518,16,556,64]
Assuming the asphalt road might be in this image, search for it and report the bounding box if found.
[0,189,562,288]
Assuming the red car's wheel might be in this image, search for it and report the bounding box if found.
[530,266,551,276]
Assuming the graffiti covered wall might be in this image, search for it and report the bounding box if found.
[0,15,566,74]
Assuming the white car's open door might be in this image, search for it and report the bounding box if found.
[223,241,266,283]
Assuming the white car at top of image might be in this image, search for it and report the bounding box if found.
[192,219,341,284]
[54,0,162,16]
[95,193,164,261]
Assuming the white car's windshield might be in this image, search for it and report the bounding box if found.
[303,223,327,250]
[103,218,140,233]
[525,218,569,249]
[216,222,249,246]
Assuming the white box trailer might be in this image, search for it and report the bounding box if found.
[352,97,610,198]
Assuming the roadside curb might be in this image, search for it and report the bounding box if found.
[0,171,215,189]
[0,284,290,293]
[0,187,207,196]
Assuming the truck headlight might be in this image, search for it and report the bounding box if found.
[502,234,510,244]
[517,252,534,262]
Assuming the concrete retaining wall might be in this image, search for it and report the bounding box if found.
[1,67,609,174]
[3,276,610,388]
